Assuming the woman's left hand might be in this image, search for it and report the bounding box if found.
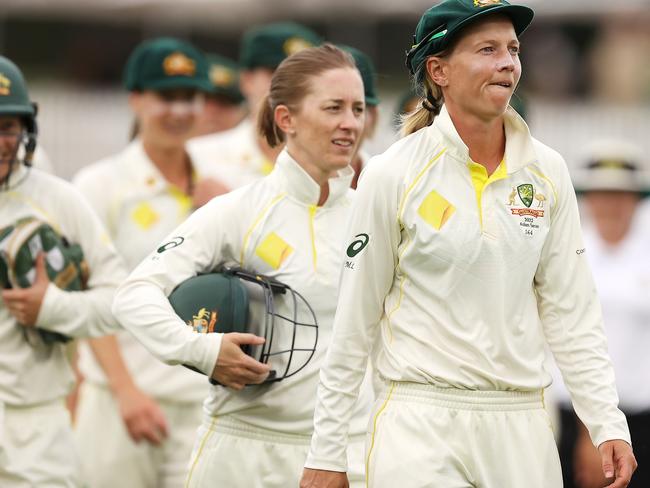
[598,439,637,488]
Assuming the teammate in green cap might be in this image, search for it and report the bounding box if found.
[193,53,247,137]
[0,55,126,486]
[189,22,321,189]
[302,1,637,487]
[71,37,229,488]
[339,45,381,189]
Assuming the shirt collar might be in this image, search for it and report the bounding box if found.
[123,139,199,195]
[271,149,353,207]
[431,104,539,173]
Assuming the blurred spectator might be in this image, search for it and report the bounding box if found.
[189,22,321,189]
[552,139,650,488]
[193,53,247,137]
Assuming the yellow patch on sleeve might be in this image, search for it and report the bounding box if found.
[417,190,455,230]
[131,202,159,230]
[255,232,293,269]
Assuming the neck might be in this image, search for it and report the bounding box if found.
[256,132,283,165]
[448,107,506,175]
[286,148,333,206]
[141,139,191,191]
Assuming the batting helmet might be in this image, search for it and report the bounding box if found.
[0,217,89,344]
[168,268,318,385]
[0,56,38,188]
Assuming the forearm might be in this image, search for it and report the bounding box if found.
[87,335,137,395]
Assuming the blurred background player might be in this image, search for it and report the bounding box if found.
[340,45,380,189]
[189,22,321,189]
[0,55,126,487]
[113,44,374,488]
[193,53,246,137]
[72,37,227,488]
[551,139,650,488]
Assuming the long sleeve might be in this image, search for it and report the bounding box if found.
[534,154,631,447]
[35,184,127,338]
[111,194,242,376]
[306,159,401,471]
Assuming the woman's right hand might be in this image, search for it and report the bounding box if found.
[299,468,349,488]
[211,332,272,390]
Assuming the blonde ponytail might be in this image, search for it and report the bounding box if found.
[400,72,444,137]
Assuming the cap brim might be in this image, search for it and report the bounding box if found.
[573,169,650,195]
[365,95,380,106]
[141,77,214,93]
[0,105,35,117]
[450,5,535,42]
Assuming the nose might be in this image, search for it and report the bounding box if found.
[496,48,516,72]
[339,107,363,133]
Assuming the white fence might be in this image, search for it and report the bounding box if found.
[31,83,650,180]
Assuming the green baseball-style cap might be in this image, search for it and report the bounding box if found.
[340,45,380,106]
[123,37,213,93]
[406,0,534,75]
[239,22,322,70]
[206,54,245,104]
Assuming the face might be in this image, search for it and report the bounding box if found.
[194,95,245,136]
[428,15,521,122]
[584,191,640,244]
[0,116,23,181]
[129,88,204,147]
[280,67,365,182]
[240,68,274,119]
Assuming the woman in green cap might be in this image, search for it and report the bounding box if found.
[72,37,228,488]
[301,1,636,487]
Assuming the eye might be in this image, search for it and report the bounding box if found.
[509,45,521,55]
[480,46,495,54]
[325,105,341,112]
[354,105,365,115]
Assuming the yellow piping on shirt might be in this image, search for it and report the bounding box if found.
[185,416,218,488]
[365,382,396,488]
[240,193,286,267]
[527,167,558,203]
[308,204,318,271]
[385,230,413,343]
[397,147,446,221]
[6,192,62,234]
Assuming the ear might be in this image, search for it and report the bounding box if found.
[426,56,449,87]
[274,105,294,136]
[128,92,142,113]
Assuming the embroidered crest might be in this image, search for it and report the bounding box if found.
[210,65,234,87]
[163,52,196,77]
[187,307,218,334]
[474,0,502,7]
[283,37,314,56]
[0,73,11,96]
[517,183,534,208]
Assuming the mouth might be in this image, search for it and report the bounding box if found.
[490,81,513,89]
[332,138,354,148]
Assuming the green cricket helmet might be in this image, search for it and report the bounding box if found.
[0,56,38,187]
[0,217,89,344]
[168,267,318,385]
